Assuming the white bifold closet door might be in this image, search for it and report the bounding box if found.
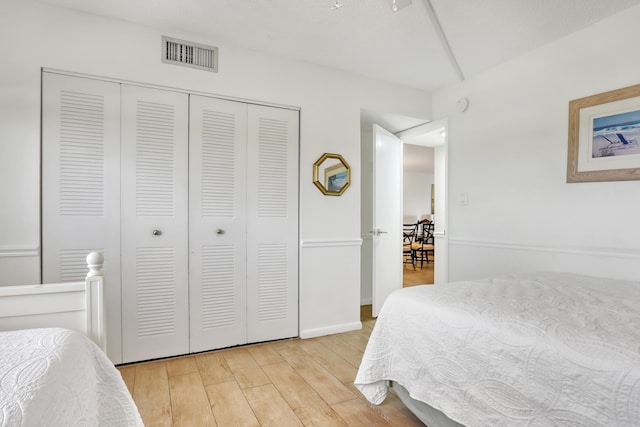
[120,85,190,362]
[41,72,122,362]
[189,95,248,352]
[246,104,299,342]
[43,74,298,363]
[189,95,299,352]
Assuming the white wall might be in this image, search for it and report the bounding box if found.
[0,0,431,343]
[432,5,640,282]
[403,171,433,220]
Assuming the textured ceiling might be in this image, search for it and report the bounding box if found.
[36,0,640,92]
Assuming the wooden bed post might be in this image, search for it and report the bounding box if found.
[85,252,106,352]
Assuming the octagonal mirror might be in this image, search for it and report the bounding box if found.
[313,153,351,196]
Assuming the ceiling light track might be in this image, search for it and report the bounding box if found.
[330,0,412,13]
[391,0,412,12]
[421,0,465,82]
[395,121,432,137]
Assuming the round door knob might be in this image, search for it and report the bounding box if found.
[216,229,225,235]
[152,229,162,236]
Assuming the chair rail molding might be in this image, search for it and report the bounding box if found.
[449,238,640,259]
[0,245,40,258]
[301,238,363,248]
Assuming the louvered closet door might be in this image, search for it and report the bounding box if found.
[120,85,189,363]
[246,105,299,342]
[189,95,248,352]
[41,72,122,363]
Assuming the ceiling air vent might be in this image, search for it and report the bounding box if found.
[162,36,218,72]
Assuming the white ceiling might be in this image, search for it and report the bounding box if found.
[37,0,640,92]
[35,0,640,145]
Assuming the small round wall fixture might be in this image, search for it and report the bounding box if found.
[456,97,470,112]
[313,153,351,196]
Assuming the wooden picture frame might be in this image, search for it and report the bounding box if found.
[567,83,640,182]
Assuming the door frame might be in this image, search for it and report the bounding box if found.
[360,117,449,314]
[396,118,449,284]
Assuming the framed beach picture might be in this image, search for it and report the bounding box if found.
[324,162,348,192]
[567,83,640,182]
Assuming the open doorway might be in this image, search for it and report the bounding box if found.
[401,143,435,287]
[398,122,447,288]
[360,112,448,313]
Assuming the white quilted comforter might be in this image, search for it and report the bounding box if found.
[0,328,143,427]
[355,272,640,427]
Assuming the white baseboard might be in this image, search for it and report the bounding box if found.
[300,321,362,339]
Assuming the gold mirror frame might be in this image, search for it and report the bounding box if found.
[313,153,351,196]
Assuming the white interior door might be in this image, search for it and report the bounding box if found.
[246,104,299,342]
[372,124,403,317]
[42,72,123,363]
[189,95,248,352]
[120,85,190,362]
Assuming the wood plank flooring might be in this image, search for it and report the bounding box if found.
[117,305,424,427]
[403,257,434,287]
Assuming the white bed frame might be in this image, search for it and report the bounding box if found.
[0,252,106,351]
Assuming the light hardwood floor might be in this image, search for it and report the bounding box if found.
[117,255,435,427]
[403,258,434,287]
[118,305,424,426]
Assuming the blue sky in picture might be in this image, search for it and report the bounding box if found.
[593,109,640,131]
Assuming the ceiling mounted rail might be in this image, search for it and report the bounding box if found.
[421,0,465,82]
[330,0,412,12]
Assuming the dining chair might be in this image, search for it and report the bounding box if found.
[402,223,417,270]
[411,221,434,269]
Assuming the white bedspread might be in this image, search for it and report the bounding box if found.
[0,328,143,427]
[355,272,640,427]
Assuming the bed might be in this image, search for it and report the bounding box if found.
[0,253,143,426]
[355,272,640,427]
